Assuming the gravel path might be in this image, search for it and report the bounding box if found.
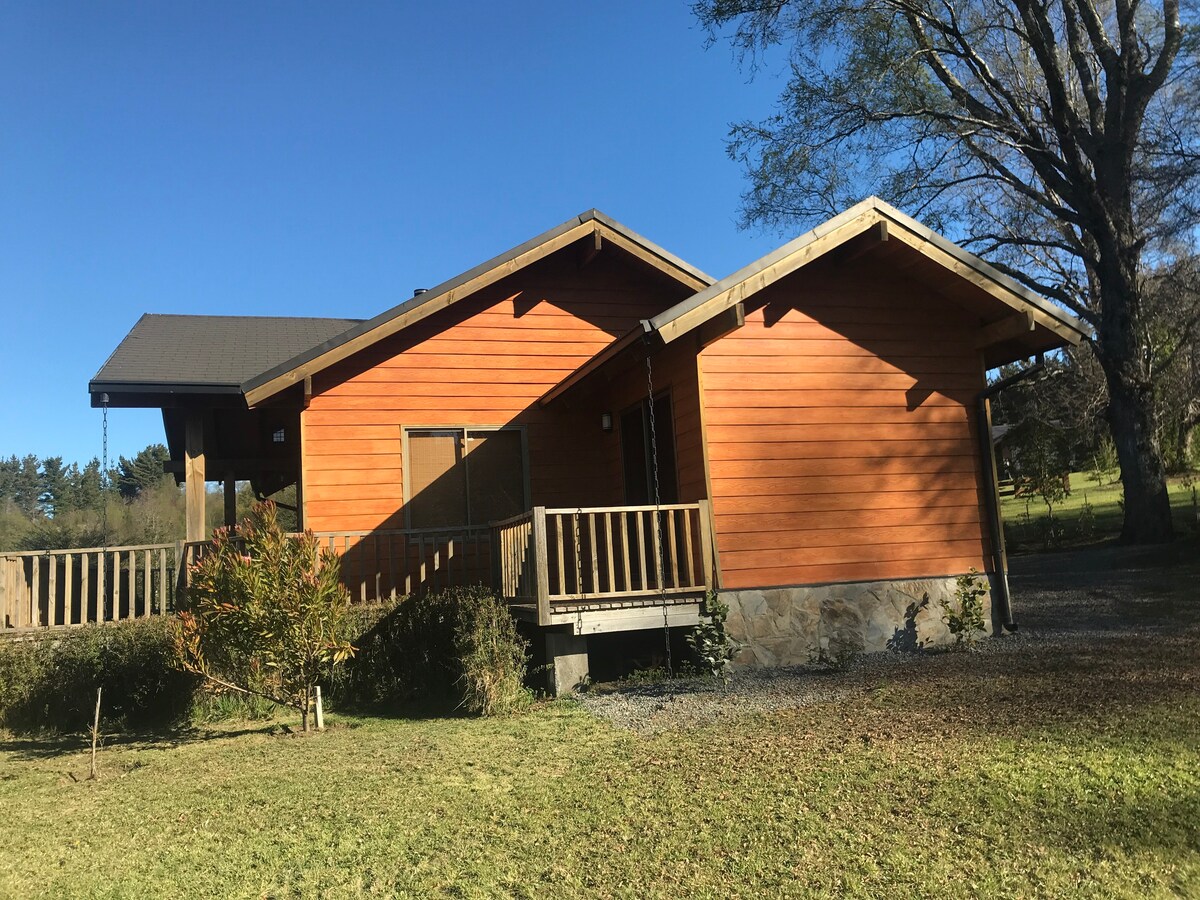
[576,539,1200,733]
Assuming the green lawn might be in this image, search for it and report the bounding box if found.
[3,631,1198,898]
[1002,472,1199,549]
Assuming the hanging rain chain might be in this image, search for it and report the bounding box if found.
[100,394,111,621]
[645,355,673,679]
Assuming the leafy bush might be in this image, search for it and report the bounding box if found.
[176,501,356,732]
[686,591,737,683]
[330,586,531,717]
[943,569,988,650]
[0,619,198,733]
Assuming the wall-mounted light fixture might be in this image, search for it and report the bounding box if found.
[600,412,613,433]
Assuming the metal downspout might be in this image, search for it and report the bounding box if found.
[976,353,1045,633]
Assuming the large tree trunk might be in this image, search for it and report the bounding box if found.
[1105,367,1174,542]
[1095,235,1175,543]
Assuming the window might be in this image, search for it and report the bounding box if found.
[272,428,286,444]
[404,427,528,528]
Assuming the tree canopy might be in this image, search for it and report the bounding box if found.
[696,0,1199,542]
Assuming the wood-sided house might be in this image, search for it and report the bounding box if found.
[89,199,1087,691]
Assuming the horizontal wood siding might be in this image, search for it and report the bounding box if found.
[701,264,991,589]
[302,250,694,533]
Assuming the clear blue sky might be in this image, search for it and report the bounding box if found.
[0,2,790,467]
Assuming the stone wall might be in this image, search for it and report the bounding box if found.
[722,574,994,668]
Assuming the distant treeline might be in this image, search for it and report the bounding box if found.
[0,445,293,552]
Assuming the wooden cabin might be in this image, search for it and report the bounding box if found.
[87,200,1087,691]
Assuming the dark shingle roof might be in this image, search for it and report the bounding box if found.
[90,313,363,393]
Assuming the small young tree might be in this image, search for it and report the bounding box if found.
[175,501,355,732]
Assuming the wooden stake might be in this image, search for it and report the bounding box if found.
[315,686,325,732]
[89,687,102,780]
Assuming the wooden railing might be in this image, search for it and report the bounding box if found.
[4,507,711,633]
[308,527,492,603]
[492,502,713,625]
[1,543,180,632]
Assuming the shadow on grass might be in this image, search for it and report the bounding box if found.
[0,722,293,762]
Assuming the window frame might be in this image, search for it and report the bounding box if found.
[400,424,530,529]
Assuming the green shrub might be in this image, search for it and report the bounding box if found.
[177,501,356,732]
[329,586,531,717]
[686,591,737,683]
[0,619,198,734]
[943,569,988,650]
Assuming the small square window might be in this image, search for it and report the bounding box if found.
[272,428,286,444]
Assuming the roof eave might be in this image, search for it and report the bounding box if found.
[649,196,1089,350]
[240,210,714,407]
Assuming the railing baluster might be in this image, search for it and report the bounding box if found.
[571,512,582,596]
[652,511,664,591]
[666,510,679,589]
[141,549,150,617]
[619,513,631,593]
[81,552,91,624]
[31,556,41,627]
[554,516,566,597]
[97,552,106,624]
[112,551,121,620]
[682,508,696,588]
[158,548,167,614]
[64,553,74,626]
[47,554,57,628]
[635,512,647,590]
[603,512,615,594]
[588,513,599,595]
[418,535,427,595]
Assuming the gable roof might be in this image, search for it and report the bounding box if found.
[241,209,714,406]
[648,196,1089,364]
[89,313,362,401]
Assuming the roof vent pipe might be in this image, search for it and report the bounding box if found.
[412,288,428,297]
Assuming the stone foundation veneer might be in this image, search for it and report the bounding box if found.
[722,575,994,668]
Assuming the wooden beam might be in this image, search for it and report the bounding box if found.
[164,457,298,475]
[224,478,238,528]
[184,412,206,544]
[578,228,602,269]
[838,220,889,265]
[696,302,745,348]
[303,375,313,409]
[974,310,1036,349]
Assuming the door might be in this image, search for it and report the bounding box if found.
[620,393,678,505]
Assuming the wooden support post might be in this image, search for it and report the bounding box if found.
[185,412,207,544]
[697,499,715,591]
[532,507,551,627]
[223,477,237,528]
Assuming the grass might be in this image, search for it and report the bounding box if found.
[2,630,1198,898]
[1001,471,1199,549]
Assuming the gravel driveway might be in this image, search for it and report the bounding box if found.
[576,539,1200,733]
